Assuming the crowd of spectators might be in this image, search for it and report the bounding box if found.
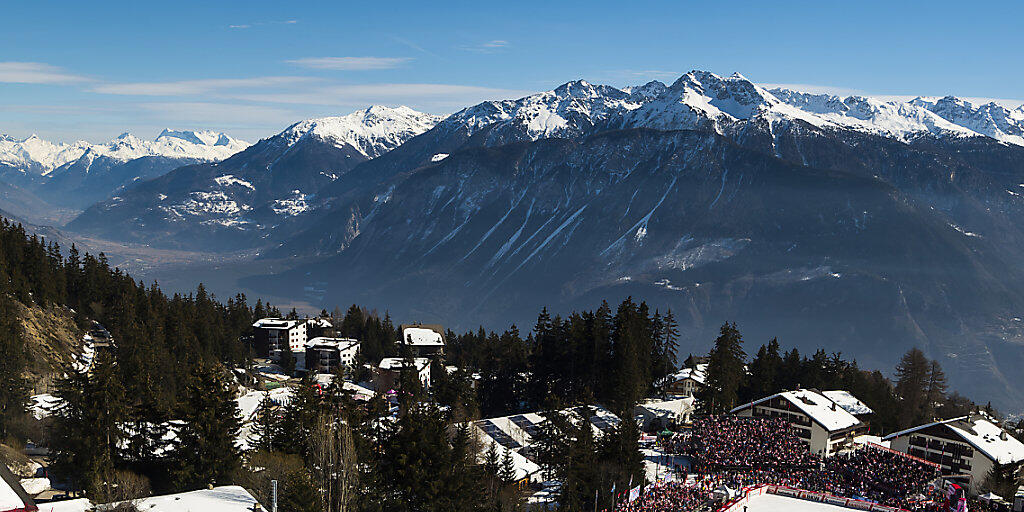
[682,416,819,470]
[612,416,941,512]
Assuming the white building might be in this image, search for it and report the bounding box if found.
[253,318,308,359]
[304,337,360,373]
[731,389,868,456]
[883,414,1024,494]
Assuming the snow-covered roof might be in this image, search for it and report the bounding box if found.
[822,390,874,415]
[400,327,444,347]
[0,461,34,512]
[639,397,695,417]
[307,317,333,328]
[108,486,263,512]
[378,357,430,371]
[306,337,359,351]
[731,389,863,432]
[673,367,706,385]
[37,497,92,512]
[883,416,1024,465]
[252,318,298,329]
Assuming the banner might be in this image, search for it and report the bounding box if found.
[628,485,641,503]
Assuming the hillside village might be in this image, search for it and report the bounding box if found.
[5,289,1024,512]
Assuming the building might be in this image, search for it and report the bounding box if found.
[398,324,445,357]
[662,365,707,397]
[376,357,432,391]
[1,461,36,512]
[252,318,308,360]
[1013,485,1023,512]
[636,397,696,430]
[468,405,624,486]
[731,389,868,456]
[883,414,1024,494]
[304,337,360,374]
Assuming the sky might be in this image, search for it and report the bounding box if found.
[1,0,1022,143]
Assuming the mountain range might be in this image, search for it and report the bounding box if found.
[0,129,249,218]
[25,70,1024,411]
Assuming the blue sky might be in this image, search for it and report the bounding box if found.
[2,0,1022,143]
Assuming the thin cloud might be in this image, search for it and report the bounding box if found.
[388,36,441,59]
[227,20,297,29]
[460,40,510,54]
[0,62,91,84]
[138,102,298,125]
[758,83,864,97]
[233,83,531,106]
[287,57,412,71]
[92,76,319,96]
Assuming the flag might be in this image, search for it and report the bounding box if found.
[628,485,641,503]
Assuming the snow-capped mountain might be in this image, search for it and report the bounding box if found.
[65,71,1024,411]
[0,130,248,177]
[69,106,439,249]
[909,96,1024,146]
[281,106,441,159]
[0,130,250,210]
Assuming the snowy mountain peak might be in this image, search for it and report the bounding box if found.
[282,106,441,158]
[0,129,251,176]
[908,96,1024,146]
[157,129,241,147]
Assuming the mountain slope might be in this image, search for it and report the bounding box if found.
[248,128,1024,409]
[68,106,440,250]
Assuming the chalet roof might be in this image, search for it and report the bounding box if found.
[731,389,863,432]
[399,327,444,347]
[252,318,298,330]
[883,415,1024,465]
[822,390,874,415]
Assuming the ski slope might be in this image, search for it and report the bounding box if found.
[744,494,858,512]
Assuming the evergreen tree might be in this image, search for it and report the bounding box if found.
[250,393,281,452]
[697,322,747,414]
[0,293,27,440]
[894,348,931,428]
[50,351,128,497]
[171,365,241,490]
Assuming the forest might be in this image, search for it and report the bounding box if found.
[0,218,1008,511]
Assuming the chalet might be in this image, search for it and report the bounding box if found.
[731,389,869,456]
[304,337,360,374]
[1,461,36,512]
[398,324,446,357]
[376,357,432,391]
[662,364,707,397]
[883,414,1024,494]
[252,318,308,360]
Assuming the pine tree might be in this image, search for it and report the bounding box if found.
[50,350,128,497]
[0,293,27,440]
[924,360,948,421]
[697,322,747,414]
[894,348,931,428]
[250,393,281,452]
[171,365,241,490]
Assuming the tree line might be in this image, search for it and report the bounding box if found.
[698,323,990,433]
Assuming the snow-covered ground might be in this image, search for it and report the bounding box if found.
[744,493,854,512]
